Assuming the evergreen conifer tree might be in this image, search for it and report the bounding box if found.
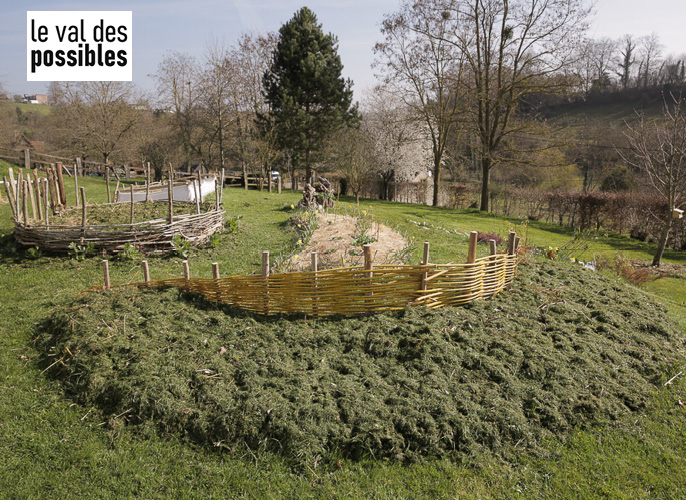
[263,7,358,182]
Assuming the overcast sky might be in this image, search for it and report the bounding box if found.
[1,0,685,100]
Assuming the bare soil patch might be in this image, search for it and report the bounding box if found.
[290,213,408,270]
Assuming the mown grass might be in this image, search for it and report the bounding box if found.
[1,159,685,498]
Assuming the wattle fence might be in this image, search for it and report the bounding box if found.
[96,231,520,318]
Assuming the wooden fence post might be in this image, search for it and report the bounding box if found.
[129,185,135,224]
[311,251,318,272]
[105,166,111,203]
[43,179,50,227]
[24,149,30,169]
[142,260,150,282]
[363,244,373,297]
[33,170,43,221]
[102,260,111,290]
[145,162,151,202]
[489,239,497,256]
[22,180,29,225]
[76,157,82,176]
[73,164,79,207]
[215,178,220,210]
[420,241,430,291]
[262,251,270,277]
[262,250,270,314]
[17,168,23,215]
[220,168,224,202]
[195,171,202,214]
[506,231,516,256]
[467,231,478,264]
[277,175,282,194]
[183,260,190,280]
[2,176,17,218]
[167,167,174,224]
[212,262,220,280]
[26,173,37,220]
[56,162,66,205]
[514,236,521,254]
[80,187,87,229]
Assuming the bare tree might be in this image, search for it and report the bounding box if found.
[198,39,234,171]
[436,0,592,211]
[229,32,279,188]
[375,0,466,206]
[615,35,636,91]
[153,52,202,170]
[49,81,143,164]
[329,126,378,204]
[637,33,663,89]
[622,93,686,266]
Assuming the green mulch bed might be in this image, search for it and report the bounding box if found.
[36,259,684,468]
[55,201,216,227]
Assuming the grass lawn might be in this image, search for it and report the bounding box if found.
[1,159,685,499]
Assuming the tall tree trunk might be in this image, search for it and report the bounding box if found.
[480,157,491,211]
[432,157,441,207]
[652,217,672,267]
[305,149,312,185]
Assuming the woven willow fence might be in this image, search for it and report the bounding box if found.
[100,231,520,318]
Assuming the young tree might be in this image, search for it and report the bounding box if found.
[622,93,686,266]
[329,126,377,204]
[263,7,358,182]
[440,0,592,211]
[375,0,467,206]
[615,35,636,91]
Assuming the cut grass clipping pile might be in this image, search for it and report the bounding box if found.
[37,260,683,466]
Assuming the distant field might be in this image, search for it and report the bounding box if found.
[1,101,53,116]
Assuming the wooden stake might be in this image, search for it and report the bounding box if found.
[16,168,23,215]
[55,162,66,205]
[212,262,220,279]
[467,231,478,264]
[24,149,30,169]
[220,168,224,202]
[215,178,220,210]
[364,244,373,296]
[277,175,282,194]
[73,163,79,207]
[105,166,111,203]
[514,236,521,254]
[183,260,190,280]
[46,169,57,214]
[506,231,516,256]
[33,169,43,220]
[195,171,202,214]
[102,260,111,290]
[26,173,37,220]
[3,176,17,218]
[262,251,270,277]
[142,260,150,282]
[489,239,497,256]
[43,179,50,227]
[311,251,318,272]
[167,175,174,224]
[420,241,430,291]
[76,157,82,176]
[80,187,87,229]
[7,167,17,203]
[22,180,29,224]
[145,162,151,202]
[129,185,135,224]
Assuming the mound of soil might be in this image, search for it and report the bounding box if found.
[290,213,407,270]
[37,260,684,466]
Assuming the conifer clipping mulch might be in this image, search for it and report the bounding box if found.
[37,260,684,466]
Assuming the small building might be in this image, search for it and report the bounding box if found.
[22,94,48,105]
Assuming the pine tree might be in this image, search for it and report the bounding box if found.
[263,7,358,182]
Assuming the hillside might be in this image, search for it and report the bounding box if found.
[0,162,685,498]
